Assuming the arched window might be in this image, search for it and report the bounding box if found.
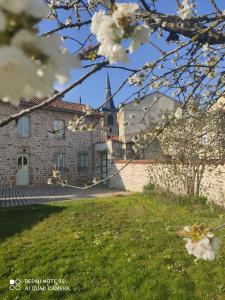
[107,115,114,126]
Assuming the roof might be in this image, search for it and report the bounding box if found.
[22,98,85,112]
[124,91,181,106]
[102,73,117,112]
[21,98,100,116]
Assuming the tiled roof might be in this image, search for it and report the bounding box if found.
[21,97,100,116]
[22,97,86,112]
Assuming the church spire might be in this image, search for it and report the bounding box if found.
[102,73,116,111]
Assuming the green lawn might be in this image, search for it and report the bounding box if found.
[0,193,225,300]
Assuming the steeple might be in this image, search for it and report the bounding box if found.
[102,73,116,111]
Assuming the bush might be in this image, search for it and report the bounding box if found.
[143,182,156,195]
[143,182,207,205]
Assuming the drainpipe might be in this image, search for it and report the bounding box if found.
[91,131,94,182]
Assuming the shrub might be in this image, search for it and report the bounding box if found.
[143,182,207,205]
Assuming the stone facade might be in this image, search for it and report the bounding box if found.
[0,101,102,187]
[108,160,225,206]
[94,92,179,167]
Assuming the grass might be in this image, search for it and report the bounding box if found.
[0,193,225,300]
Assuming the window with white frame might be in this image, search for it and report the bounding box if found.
[17,116,30,137]
[101,131,107,141]
[202,132,209,145]
[53,119,65,139]
[78,152,88,172]
[54,153,65,173]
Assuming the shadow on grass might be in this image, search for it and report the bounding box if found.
[0,204,64,242]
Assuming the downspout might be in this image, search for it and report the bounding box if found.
[91,130,95,181]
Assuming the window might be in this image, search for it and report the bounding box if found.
[78,153,88,172]
[101,131,107,141]
[202,133,209,145]
[53,120,65,139]
[17,116,30,137]
[54,153,65,173]
[107,115,114,126]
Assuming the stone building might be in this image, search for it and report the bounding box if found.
[95,91,179,166]
[0,75,181,187]
[118,91,179,142]
[0,97,102,187]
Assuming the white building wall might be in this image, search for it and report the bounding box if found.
[118,92,179,143]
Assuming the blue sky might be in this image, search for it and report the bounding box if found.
[39,0,225,109]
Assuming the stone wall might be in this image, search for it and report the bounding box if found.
[108,160,225,206]
[0,102,101,187]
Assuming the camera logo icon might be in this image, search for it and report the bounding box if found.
[9,279,21,290]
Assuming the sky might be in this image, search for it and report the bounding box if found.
[39,0,225,109]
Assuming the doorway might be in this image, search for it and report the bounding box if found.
[16,154,29,185]
[100,152,108,182]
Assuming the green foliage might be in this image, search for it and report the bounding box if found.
[143,182,207,205]
[0,194,224,299]
[143,182,156,194]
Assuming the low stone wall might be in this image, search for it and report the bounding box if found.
[108,160,225,206]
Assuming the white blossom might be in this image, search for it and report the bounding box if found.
[98,42,128,64]
[132,144,139,153]
[112,3,139,27]
[47,178,53,185]
[128,74,144,86]
[65,16,72,26]
[90,10,106,37]
[202,43,209,52]
[83,104,93,115]
[0,46,39,106]
[129,25,152,53]
[0,30,81,105]
[91,10,127,63]
[90,3,151,64]
[88,0,99,10]
[0,0,49,17]
[91,11,123,44]
[132,135,140,142]
[151,81,161,89]
[185,235,221,261]
[154,17,161,24]
[178,0,194,20]
[174,107,183,119]
[13,30,81,81]
[181,226,221,261]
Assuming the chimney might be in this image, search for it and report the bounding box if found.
[79,96,82,104]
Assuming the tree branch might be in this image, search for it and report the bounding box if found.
[42,19,91,36]
[143,11,225,45]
